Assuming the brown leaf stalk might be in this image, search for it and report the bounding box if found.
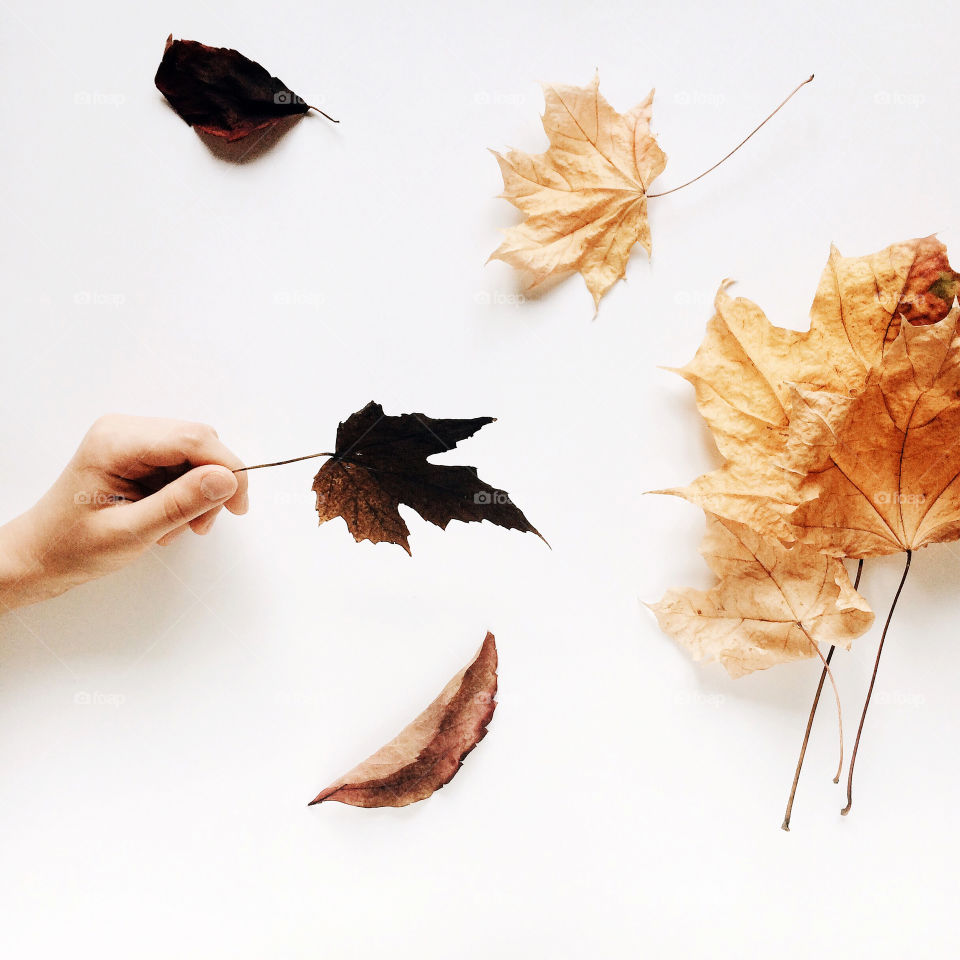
[842,550,912,817]
[782,560,864,831]
[647,74,814,199]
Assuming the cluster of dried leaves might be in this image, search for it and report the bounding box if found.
[154,40,948,820]
[651,236,960,820]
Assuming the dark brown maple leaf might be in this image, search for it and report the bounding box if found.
[310,631,498,808]
[311,402,545,554]
[154,35,335,142]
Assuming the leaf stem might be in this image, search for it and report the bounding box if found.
[781,559,863,831]
[841,550,912,817]
[234,452,334,473]
[647,74,814,200]
[309,105,339,124]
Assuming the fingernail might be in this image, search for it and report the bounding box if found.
[201,471,237,502]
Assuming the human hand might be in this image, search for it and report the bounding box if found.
[0,415,249,611]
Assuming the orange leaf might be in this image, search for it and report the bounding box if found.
[660,236,960,555]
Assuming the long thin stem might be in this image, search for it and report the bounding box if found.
[647,74,814,199]
[781,560,863,831]
[841,550,912,817]
[309,105,339,124]
[234,452,334,473]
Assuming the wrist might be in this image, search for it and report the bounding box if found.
[0,510,49,613]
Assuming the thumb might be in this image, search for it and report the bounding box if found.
[120,465,239,543]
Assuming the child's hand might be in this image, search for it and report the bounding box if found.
[0,415,249,611]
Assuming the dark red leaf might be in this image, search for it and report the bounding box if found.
[154,35,332,142]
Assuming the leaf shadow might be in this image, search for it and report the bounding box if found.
[194,115,304,163]
[0,535,255,700]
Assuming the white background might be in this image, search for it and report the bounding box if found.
[1,0,958,956]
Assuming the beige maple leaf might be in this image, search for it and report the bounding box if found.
[489,74,667,309]
[659,237,959,544]
[650,514,873,677]
[654,237,960,821]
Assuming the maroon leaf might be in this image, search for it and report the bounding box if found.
[154,35,335,142]
[311,632,498,808]
[312,401,546,554]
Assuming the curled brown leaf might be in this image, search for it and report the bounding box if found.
[310,632,498,808]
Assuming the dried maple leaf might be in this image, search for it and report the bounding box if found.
[655,236,960,823]
[650,514,873,678]
[154,35,335,141]
[787,309,960,557]
[310,632,497,808]
[311,401,545,554]
[489,75,814,312]
[489,74,667,309]
[661,236,960,547]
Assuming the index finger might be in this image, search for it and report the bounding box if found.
[105,417,249,516]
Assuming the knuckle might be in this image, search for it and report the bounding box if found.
[181,422,218,449]
[162,490,194,529]
[87,413,121,442]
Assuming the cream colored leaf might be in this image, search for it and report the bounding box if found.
[489,74,666,309]
[650,514,873,677]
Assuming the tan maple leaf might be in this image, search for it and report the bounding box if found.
[659,237,959,544]
[655,238,960,821]
[489,74,667,309]
[650,514,872,677]
[788,308,960,557]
